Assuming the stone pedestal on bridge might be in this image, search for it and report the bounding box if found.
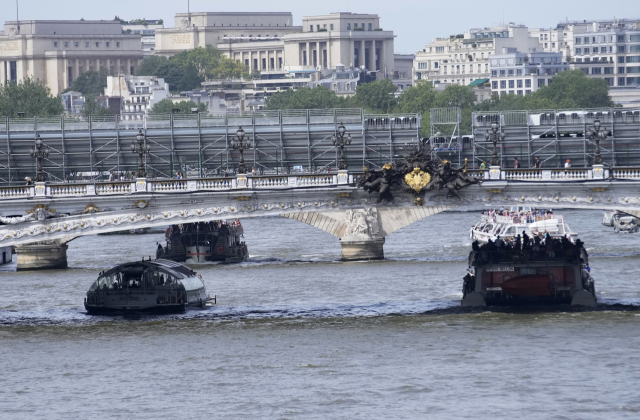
[15,238,74,271]
[340,237,385,260]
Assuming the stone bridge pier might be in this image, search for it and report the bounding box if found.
[283,205,456,260]
[15,236,77,271]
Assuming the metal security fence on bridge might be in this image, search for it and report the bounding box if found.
[0,109,421,185]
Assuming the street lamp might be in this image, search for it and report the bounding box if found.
[484,121,506,166]
[232,126,252,174]
[332,122,352,170]
[30,134,49,182]
[130,129,151,178]
[586,119,607,165]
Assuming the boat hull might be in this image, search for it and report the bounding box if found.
[501,275,552,297]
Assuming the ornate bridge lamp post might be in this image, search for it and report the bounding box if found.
[484,121,506,167]
[332,122,352,170]
[30,134,49,182]
[586,119,606,165]
[131,129,151,178]
[232,126,252,174]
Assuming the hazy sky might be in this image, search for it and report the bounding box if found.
[3,0,639,53]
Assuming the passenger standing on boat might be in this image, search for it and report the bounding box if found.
[480,161,486,169]
[533,157,542,168]
[109,171,116,182]
[513,158,520,169]
[25,177,33,186]
[565,159,571,169]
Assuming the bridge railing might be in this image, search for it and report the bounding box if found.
[5,165,640,201]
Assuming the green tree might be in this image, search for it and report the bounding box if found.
[352,79,398,113]
[150,98,207,114]
[81,94,112,116]
[264,86,347,110]
[0,77,64,117]
[535,69,613,108]
[434,84,477,109]
[398,81,437,115]
[155,62,185,90]
[136,56,170,76]
[177,64,205,91]
[67,69,109,95]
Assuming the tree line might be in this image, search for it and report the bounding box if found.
[265,70,614,135]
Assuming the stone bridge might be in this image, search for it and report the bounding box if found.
[1,165,640,268]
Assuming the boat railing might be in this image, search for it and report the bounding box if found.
[471,248,582,265]
[481,214,557,225]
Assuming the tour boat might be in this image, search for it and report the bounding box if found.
[157,221,248,263]
[612,213,639,233]
[461,239,596,307]
[470,206,577,243]
[84,259,214,314]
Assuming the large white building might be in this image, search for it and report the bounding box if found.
[154,12,396,77]
[413,25,541,88]
[0,20,143,95]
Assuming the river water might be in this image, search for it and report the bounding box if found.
[1,209,639,419]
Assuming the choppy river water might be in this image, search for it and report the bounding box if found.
[1,209,640,419]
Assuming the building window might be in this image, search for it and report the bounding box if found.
[54,42,58,47]
[604,67,614,74]
[575,38,581,45]
[85,42,89,47]
[434,62,439,69]
[516,69,522,76]
[436,47,444,52]
[538,79,545,87]
[618,67,625,74]
[96,42,100,47]
[368,23,372,31]
[508,80,514,88]
[618,77,625,86]
[499,70,505,76]
[64,42,68,47]
[628,67,640,74]
[592,67,602,74]
[525,79,531,88]
[500,80,506,89]
[618,57,625,64]
[626,56,640,63]
[581,68,589,75]
[617,35,625,42]
[576,48,582,54]
[604,78,614,86]
[631,45,640,53]
[330,24,334,30]
[525,89,531,95]
[517,80,523,88]
[584,48,590,54]
[583,37,589,44]
[106,42,110,47]
[628,77,640,86]
[507,69,514,76]
[116,42,120,47]
[617,46,626,53]
[347,23,351,30]
[517,90,523,95]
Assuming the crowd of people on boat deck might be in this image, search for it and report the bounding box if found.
[471,231,586,264]
[165,219,243,237]
[482,208,556,224]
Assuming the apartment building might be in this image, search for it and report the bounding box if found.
[413,25,540,87]
[121,20,164,57]
[0,20,143,96]
[489,50,568,96]
[103,75,170,119]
